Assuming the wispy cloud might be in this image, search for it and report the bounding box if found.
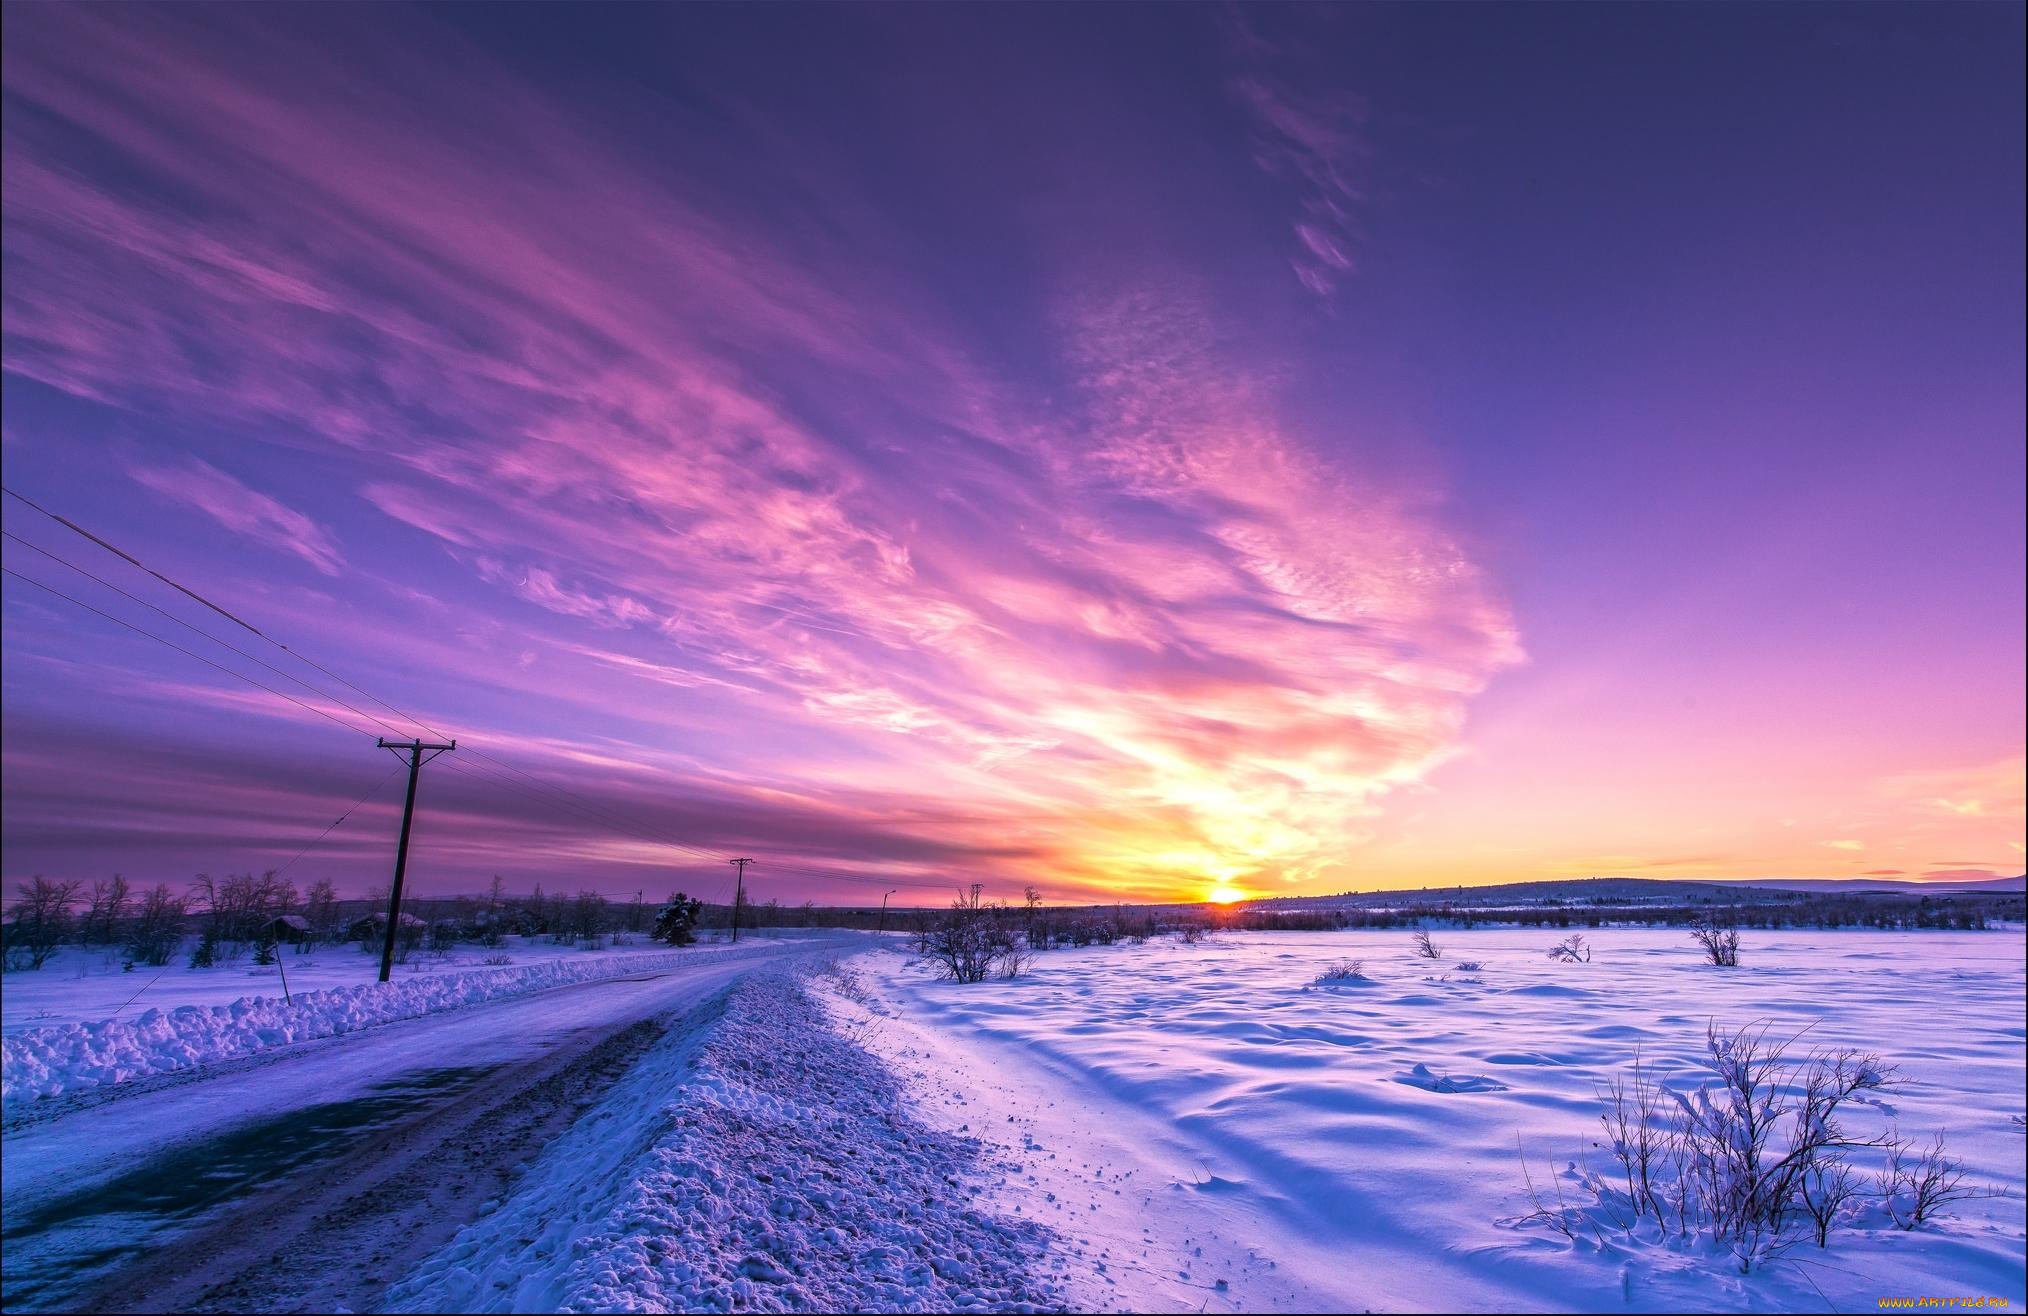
[130,458,344,576]
[1225,9,1371,300]
[1878,757,2027,822]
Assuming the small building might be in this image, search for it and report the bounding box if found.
[263,913,312,945]
[345,911,426,941]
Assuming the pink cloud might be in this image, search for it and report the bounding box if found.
[2,5,1521,900]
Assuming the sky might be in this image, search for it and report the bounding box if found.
[2,3,2022,907]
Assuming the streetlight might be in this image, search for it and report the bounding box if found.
[878,888,898,934]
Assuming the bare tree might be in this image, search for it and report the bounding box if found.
[6,877,82,969]
[303,877,341,946]
[1411,928,1442,960]
[80,875,132,946]
[125,883,188,966]
[190,870,298,957]
[569,890,609,947]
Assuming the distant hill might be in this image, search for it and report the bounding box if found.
[1718,875,2025,895]
[1245,874,2025,910]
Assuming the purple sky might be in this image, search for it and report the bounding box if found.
[3,4,2022,905]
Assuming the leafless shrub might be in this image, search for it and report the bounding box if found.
[1598,1048,1672,1224]
[1677,1024,1892,1265]
[997,940,1035,979]
[1798,1155,1861,1246]
[1453,959,1484,972]
[918,886,1027,984]
[1548,933,1591,963]
[1516,1136,1582,1241]
[1689,914,1741,966]
[1411,929,1441,959]
[1313,958,1367,985]
[1880,1132,1980,1229]
[1527,1021,1918,1271]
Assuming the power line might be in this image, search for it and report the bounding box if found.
[5,523,738,871]
[3,486,272,638]
[275,762,406,878]
[6,560,923,906]
[4,530,422,743]
[2,566,382,742]
[762,860,977,893]
[5,490,736,868]
[5,485,979,904]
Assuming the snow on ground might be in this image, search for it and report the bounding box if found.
[847,927,2027,1314]
[1,934,763,1033]
[1,935,788,1106]
[390,970,1066,1314]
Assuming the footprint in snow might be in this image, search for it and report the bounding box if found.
[1394,1062,1508,1094]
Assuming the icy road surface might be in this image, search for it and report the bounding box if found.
[0,934,856,1313]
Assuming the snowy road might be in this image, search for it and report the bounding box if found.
[0,934,859,1313]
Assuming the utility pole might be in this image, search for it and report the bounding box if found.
[878,888,897,934]
[729,857,752,943]
[375,737,455,983]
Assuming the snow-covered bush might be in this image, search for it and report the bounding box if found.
[1313,958,1368,985]
[652,893,705,946]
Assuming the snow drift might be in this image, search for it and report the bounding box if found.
[1,942,795,1105]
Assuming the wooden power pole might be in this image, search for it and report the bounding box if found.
[729,857,752,942]
[376,737,455,983]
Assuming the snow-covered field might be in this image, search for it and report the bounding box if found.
[849,927,2027,1314]
[1,935,788,1106]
